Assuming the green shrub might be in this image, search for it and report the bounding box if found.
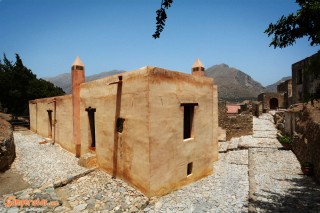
[278,135,292,144]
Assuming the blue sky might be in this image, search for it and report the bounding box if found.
[0,0,318,86]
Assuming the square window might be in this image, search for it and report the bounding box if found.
[187,162,193,176]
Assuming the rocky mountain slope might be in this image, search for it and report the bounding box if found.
[45,65,286,102]
[264,76,291,92]
[44,70,125,93]
[206,64,265,101]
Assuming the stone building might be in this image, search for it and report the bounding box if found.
[292,52,320,104]
[277,79,292,108]
[257,92,285,111]
[29,58,219,197]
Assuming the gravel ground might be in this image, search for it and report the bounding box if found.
[10,132,88,188]
[1,112,320,213]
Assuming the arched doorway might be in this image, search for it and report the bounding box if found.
[270,98,278,110]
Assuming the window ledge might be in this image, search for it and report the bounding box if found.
[183,138,194,143]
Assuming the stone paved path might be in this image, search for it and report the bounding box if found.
[1,113,320,212]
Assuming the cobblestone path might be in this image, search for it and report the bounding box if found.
[0,113,319,212]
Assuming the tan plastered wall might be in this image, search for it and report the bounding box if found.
[29,101,37,132]
[29,95,75,154]
[148,67,216,196]
[80,67,150,195]
[34,97,55,138]
[30,66,219,197]
[212,85,219,162]
[54,95,74,154]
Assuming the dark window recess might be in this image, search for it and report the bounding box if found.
[47,110,53,138]
[187,162,193,176]
[297,69,303,84]
[86,107,96,148]
[181,103,198,139]
[116,118,125,133]
[72,65,84,70]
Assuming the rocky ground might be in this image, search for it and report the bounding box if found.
[0,113,320,212]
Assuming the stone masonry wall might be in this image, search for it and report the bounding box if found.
[218,100,227,128]
[0,117,15,171]
[225,114,253,141]
[218,101,253,141]
[276,102,320,183]
[292,110,320,183]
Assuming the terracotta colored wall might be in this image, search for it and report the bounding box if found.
[80,68,150,194]
[148,67,216,196]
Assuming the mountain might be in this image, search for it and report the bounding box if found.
[45,64,287,102]
[264,76,291,92]
[44,70,125,93]
[206,64,266,101]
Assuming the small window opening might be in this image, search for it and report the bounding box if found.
[47,110,53,138]
[86,107,96,148]
[116,117,125,133]
[297,69,303,84]
[72,65,84,70]
[181,103,198,139]
[187,162,193,176]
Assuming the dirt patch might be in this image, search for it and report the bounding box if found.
[0,169,30,197]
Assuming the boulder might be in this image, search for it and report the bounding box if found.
[0,118,15,171]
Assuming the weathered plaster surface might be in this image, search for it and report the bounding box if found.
[30,66,219,197]
[28,95,74,154]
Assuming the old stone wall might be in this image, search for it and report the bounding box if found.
[218,101,253,141]
[293,111,320,183]
[276,102,320,183]
[258,92,285,111]
[292,52,320,104]
[0,117,15,171]
[225,113,253,141]
[251,102,262,117]
[218,101,227,128]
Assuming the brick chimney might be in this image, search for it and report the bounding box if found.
[72,56,85,157]
[192,58,205,76]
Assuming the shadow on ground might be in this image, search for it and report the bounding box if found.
[0,169,30,197]
[251,176,320,212]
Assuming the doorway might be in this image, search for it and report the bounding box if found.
[269,98,279,110]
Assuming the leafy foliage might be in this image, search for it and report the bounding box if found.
[0,54,65,115]
[152,0,173,39]
[265,0,320,48]
[278,135,293,144]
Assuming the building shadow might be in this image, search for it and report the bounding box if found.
[251,176,320,212]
